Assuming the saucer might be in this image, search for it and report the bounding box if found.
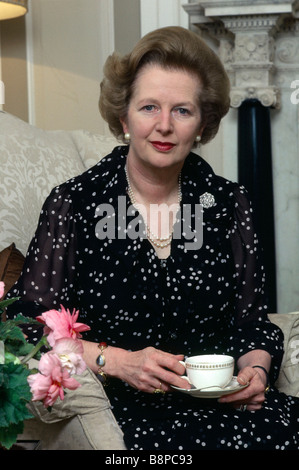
[171,376,248,398]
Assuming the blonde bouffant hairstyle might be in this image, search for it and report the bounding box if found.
[99,26,230,145]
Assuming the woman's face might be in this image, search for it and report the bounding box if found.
[121,65,203,172]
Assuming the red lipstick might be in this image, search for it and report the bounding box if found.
[151,141,176,152]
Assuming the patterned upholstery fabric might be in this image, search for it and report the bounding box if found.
[269,312,299,398]
[0,111,118,255]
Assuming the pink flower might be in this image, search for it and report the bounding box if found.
[0,281,4,299]
[37,305,90,347]
[51,338,87,375]
[28,353,81,407]
[28,305,89,408]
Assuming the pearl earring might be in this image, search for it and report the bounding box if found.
[195,135,201,143]
[124,132,131,143]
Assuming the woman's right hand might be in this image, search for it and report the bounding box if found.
[82,341,189,393]
[109,346,190,393]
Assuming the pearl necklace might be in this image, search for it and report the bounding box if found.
[124,165,182,248]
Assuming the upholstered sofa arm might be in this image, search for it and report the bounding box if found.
[19,361,126,450]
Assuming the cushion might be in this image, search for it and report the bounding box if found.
[0,112,119,255]
[69,129,119,169]
[0,112,86,255]
[0,243,25,296]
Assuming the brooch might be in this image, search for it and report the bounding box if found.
[199,192,215,209]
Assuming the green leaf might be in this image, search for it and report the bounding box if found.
[0,325,27,359]
[4,352,21,365]
[0,363,33,428]
[0,322,26,342]
[6,340,42,360]
[9,314,41,327]
[0,314,47,449]
[0,363,34,449]
[0,421,25,449]
[0,316,42,359]
[0,298,20,311]
[0,341,4,364]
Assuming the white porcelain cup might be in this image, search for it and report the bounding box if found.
[180,354,234,389]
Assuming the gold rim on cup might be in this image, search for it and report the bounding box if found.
[185,360,234,370]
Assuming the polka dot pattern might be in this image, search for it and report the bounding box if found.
[7,147,299,449]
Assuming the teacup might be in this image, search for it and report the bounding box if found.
[180,354,234,390]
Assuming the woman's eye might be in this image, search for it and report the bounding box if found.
[174,107,190,116]
[142,105,156,112]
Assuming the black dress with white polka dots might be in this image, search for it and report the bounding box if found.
[8,146,299,450]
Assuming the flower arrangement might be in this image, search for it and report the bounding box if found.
[0,281,90,449]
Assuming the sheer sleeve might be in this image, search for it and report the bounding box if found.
[229,185,284,379]
[6,184,78,342]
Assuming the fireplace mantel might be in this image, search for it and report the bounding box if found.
[184,1,299,108]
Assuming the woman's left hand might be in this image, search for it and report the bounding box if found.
[218,366,267,411]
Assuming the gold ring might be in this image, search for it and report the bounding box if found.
[153,382,165,394]
[238,404,247,412]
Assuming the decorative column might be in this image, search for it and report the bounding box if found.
[237,99,276,311]
[223,6,280,313]
[184,1,299,312]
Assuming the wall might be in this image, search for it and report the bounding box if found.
[0,0,115,134]
[28,0,116,134]
[271,24,299,314]
[0,16,28,121]
[114,0,141,54]
[0,0,189,130]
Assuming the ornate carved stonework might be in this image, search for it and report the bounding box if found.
[184,0,299,108]
[230,86,280,107]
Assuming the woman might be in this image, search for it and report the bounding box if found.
[7,26,299,450]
